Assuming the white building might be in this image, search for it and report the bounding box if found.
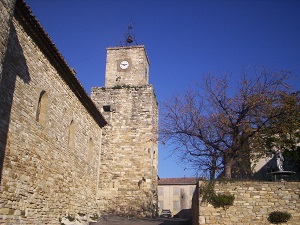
[158,178,197,217]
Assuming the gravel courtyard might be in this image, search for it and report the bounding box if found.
[90,215,191,225]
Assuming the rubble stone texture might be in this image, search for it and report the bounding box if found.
[0,0,16,182]
[192,181,300,225]
[0,0,104,224]
[0,1,158,224]
[91,46,158,217]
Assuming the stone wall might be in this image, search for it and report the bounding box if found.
[0,0,16,183]
[192,181,300,225]
[0,4,104,224]
[105,46,149,87]
[91,85,158,217]
[1,1,159,223]
[0,0,15,70]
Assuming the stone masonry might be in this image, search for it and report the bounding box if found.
[192,181,300,225]
[0,0,16,183]
[0,0,107,224]
[1,1,299,225]
[104,46,150,87]
[0,0,158,224]
[91,46,158,217]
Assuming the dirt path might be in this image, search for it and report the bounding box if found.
[90,215,191,225]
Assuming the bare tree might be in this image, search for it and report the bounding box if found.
[160,68,298,179]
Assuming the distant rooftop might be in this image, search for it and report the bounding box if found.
[158,177,198,185]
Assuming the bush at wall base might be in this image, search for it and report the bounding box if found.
[268,211,291,224]
[211,193,235,210]
[200,181,235,210]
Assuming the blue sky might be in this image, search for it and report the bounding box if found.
[26,0,300,178]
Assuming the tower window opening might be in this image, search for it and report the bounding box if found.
[103,105,111,112]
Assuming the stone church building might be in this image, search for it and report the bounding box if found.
[0,0,158,224]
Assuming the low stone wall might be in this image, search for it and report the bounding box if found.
[192,181,300,225]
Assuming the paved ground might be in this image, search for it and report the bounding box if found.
[90,215,191,225]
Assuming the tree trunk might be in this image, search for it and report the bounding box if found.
[210,154,218,180]
[223,155,234,179]
[209,166,216,180]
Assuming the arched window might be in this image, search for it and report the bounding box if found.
[68,120,75,149]
[36,91,48,126]
[87,138,93,162]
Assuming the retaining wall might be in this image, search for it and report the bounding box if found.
[192,181,300,225]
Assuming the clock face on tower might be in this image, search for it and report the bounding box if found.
[119,60,129,70]
[105,47,149,86]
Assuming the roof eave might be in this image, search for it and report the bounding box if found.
[15,0,107,128]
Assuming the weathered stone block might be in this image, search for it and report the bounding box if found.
[0,1,104,223]
[193,181,300,225]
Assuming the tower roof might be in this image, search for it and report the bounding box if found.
[158,178,198,185]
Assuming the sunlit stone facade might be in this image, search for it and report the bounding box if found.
[91,46,158,217]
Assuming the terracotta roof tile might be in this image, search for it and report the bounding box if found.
[158,177,198,185]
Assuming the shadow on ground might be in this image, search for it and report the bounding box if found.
[90,215,191,225]
[159,218,191,225]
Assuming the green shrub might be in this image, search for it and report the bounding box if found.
[200,181,235,210]
[211,193,235,209]
[90,213,99,220]
[268,211,291,224]
[201,180,216,203]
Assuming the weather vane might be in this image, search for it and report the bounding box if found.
[120,21,138,46]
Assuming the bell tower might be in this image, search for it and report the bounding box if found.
[91,24,158,217]
[105,45,149,87]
